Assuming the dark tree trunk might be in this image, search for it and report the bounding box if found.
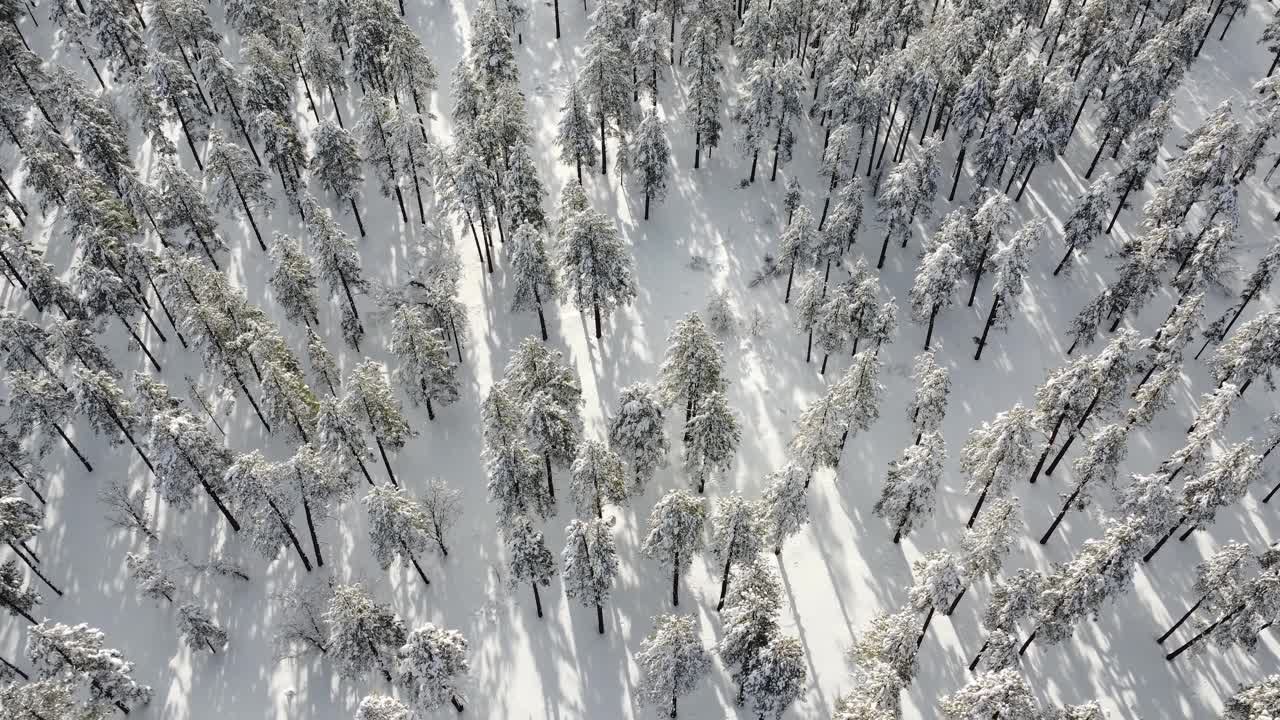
[968,639,990,671]
[596,603,605,634]
[1143,517,1184,563]
[672,551,680,606]
[554,0,561,38]
[1166,605,1242,661]
[923,303,939,349]
[375,436,397,486]
[545,455,556,501]
[9,541,62,596]
[532,581,544,618]
[1041,480,1086,545]
[967,479,991,528]
[407,549,431,588]
[967,236,991,306]
[51,424,93,473]
[1085,131,1110,179]
[947,586,966,615]
[1158,595,1205,644]
[717,555,733,610]
[916,606,935,647]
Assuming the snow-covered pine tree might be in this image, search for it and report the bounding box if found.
[1055,175,1114,277]
[625,108,671,219]
[301,195,367,350]
[607,383,669,496]
[742,634,806,720]
[1146,442,1262,562]
[1208,307,1280,395]
[792,269,826,362]
[961,190,1014,308]
[710,492,763,611]
[503,142,549,236]
[1021,516,1146,655]
[909,550,965,646]
[176,603,227,653]
[505,514,556,618]
[363,484,436,589]
[26,622,153,713]
[1038,330,1139,479]
[1161,383,1238,483]
[1040,423,1129,546]
[324,582,406,682]
[555,81,597,183]
[389,305,458,421]
[852,608,921,685]
[579,0,635,175]
[760,462,809,555]
[0,558,41,624]
[939,669,1039,719]
[568,440,627,519]
[875,431,945,543]
[788,379,853,477]
[268,233,320,328]
[312,121,366,237]
[397,624,469,713]
[960,404,1035,528]
[658,312,727,428]
[684,390,740,494]
[558,205,637,339]
[641,489,706,606]
[126,552,175,603]
[684,23,722,169]
[485,432,554,522]
[909,236,961,350]
[509,224,560,341]
[562,516,619,634]
[358,91,408,222]
[907,350,949,444]
[344,360,412,485]
[70,368,153,475]
[1107,99,1172,234]
[975,219,1045,360]
[1156,542,1253,645]
[271,578,333,661]
[1225,675,1280,720]
[735,59,778,183]
[0,496,60,595]
[813,284,856,374]
[205,129,274,252]
[767,59,805,181]
[954,495,1019,616]
[777,205,817,303]
[157,157,227,270]
[224,450,313,571]
[876,138,941,268]
[631,10,667,106]
[356,694,412,720]
[636,613,711,718]
[719,555,783,698]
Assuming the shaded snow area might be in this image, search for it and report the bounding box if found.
[3,0,1280,716]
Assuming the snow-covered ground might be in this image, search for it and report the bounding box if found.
[3,0,1280,717]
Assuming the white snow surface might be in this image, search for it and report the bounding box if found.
[4,0,1280,717]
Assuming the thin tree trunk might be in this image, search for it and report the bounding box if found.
[532,581,544,617]
[1166,605,1242,661]
[923,303,939,349]
[0,654,28,680]
[967,479,991,528]
[1143,517,1184,563]
[717,555,733,610]
[406,547,431,588]
[947,586,966,615]
[51,424,93,473]
[916,605,935,647]
[8,541,61,596]
[375,436,397,486]
[596,603,605,634]
[1085,131,1110,179]
[1158,595,1205,644]
[968,639,990,671]
[1041,480,1086,544]
[672,550,680,606]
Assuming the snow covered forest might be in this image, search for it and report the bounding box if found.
[4,0,1280,713]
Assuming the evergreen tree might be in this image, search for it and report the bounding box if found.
[177,603,227,653]
[316,394,375,487]
[955,496,1019,615]
[312,121,366,237]
[1055,175,1113,276]
[344,360,412,485]
[356,695,412,720]
[909,550,965,646]
[224,451,313,571]
[558,205,637,339]
[683,390,740,494]
[1156,542,1253,645]
[1108,99,1172,234]
[0,558,41,624]
[792,269,825,362]
[1041,423,1129,545]
[27,622,152,713]
[607,383,670,495]
[875,432,945,543]
[632,10,668,105]
[735,59,777,183]
[760,462,809,555]
[397,624,469,713]
[579,0,635,175]
[205,129,273,252]
[505,514,556,618]
[158,157,227,270]
[485,434,554,522]
[126,552,175,603]
[907,350,949,444]
[364,484,434,588]
[509,224,559,341]
[767,59,805,181]
[909,237,962,350]
[742,634,806,720]
[852,608,921,685]
[719,556,783,699]
[812,285,856,373]
[877,138,941,268]
[658,313,727,427]
[626,109,671,219]
[358,92,408,222]
[962,191,1015,307]
[302,195,367,351]
[641,489,706,606]
[555,81,597,182]
[562,516,619,634]
[940,669,1039,719]
[568,440,628,519]
[1225,676,1280,720]
[975,219,1045,360]
[710,493,763,611]
[389,305,459,421]
[271,579,334,660]
[684,24,722,169]
[1147,443,1262,562]
[268,233,320,328]
[636,613,711,718]
[960,405,1035,528]
[0,496,60,595]
[505,340,583,499]
[70,368,153,475]
[777,205,817,303]
[7,370,91,474]
[324,582,406,682]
